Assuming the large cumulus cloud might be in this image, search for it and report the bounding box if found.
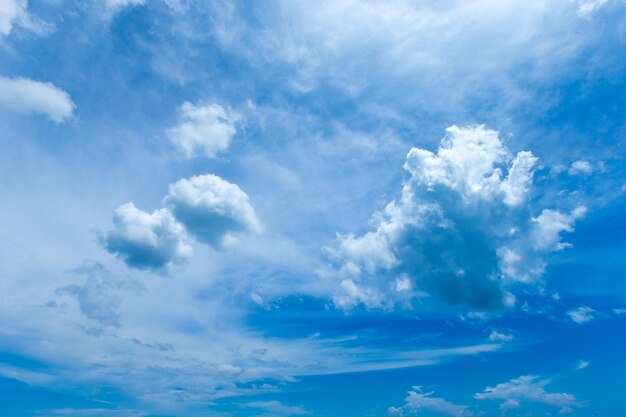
[326,125,585,311]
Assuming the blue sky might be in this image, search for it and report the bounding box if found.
[1,0,626,416]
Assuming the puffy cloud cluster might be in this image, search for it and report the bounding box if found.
[0,76,75,123]
[388,387,472,417]
[167,102,240,158]
[475,375,578,413]
[101,174,259,271]
[327,125,585,311]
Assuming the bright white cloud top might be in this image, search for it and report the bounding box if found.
[164,173,261,248]
[0,75,74,122]
[168,102,240,158]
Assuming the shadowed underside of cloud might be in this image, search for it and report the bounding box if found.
[164,173,261,249]
[100,203,192,271]
[101,174,260,271]
[326,125,585,311]
[0,75,74,123]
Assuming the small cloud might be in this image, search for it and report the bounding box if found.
[0,75,74,123]
[568,160,593,175]
[164,174,261,249]
[566,306,596,324]
[612,308,626,315]
[239,401,310,417]
[575,360,590,370]
[488,330,514,343]
[389,386,472,417]
[100,203,192,271]
[0,0,50,36]
[475,374,578,411]
[167,102,240,158]
[577,0,608,17]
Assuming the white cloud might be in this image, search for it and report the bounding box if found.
[577,0,609,16]
[100,202,192,271]
[164,173,261,248]
[567,306,596,323]
[167,102,240,158]
[0,0,23,35]
[388,387,472,417]
[475,375,578,412]
[568,160,593,175]
[0,0,49,36]
[240,401,311,417]
[326,125,583,311]
[488,330,514,343]
[105,0,145,10]
[0,75,74,123]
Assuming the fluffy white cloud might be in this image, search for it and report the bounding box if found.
[475,375,578,412]
[164,174,261,248]
[569,160,593,175]
[567,306,596,323]
[0,76,74,122]
[100,203,192,271]
[326,125,585,311]
[167,102,240,158]
[388,387,472,417]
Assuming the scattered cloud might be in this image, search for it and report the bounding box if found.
[99,203,192,271]
[475,374,578,413]
[239,401,311,417]
[389,387,472,417]
[488,330,514,343]
[0,0,50,36]
[577,0,609,16]
[567,306,596,323]
[575,360,590,370]
[167,102,240,158]
[59,261,143,328]
[326,125,584,311]
[0,75,74,123]
[569,160,593,175]
[164,173,261,248]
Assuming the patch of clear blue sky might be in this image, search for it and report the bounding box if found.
[1,1,625,416]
